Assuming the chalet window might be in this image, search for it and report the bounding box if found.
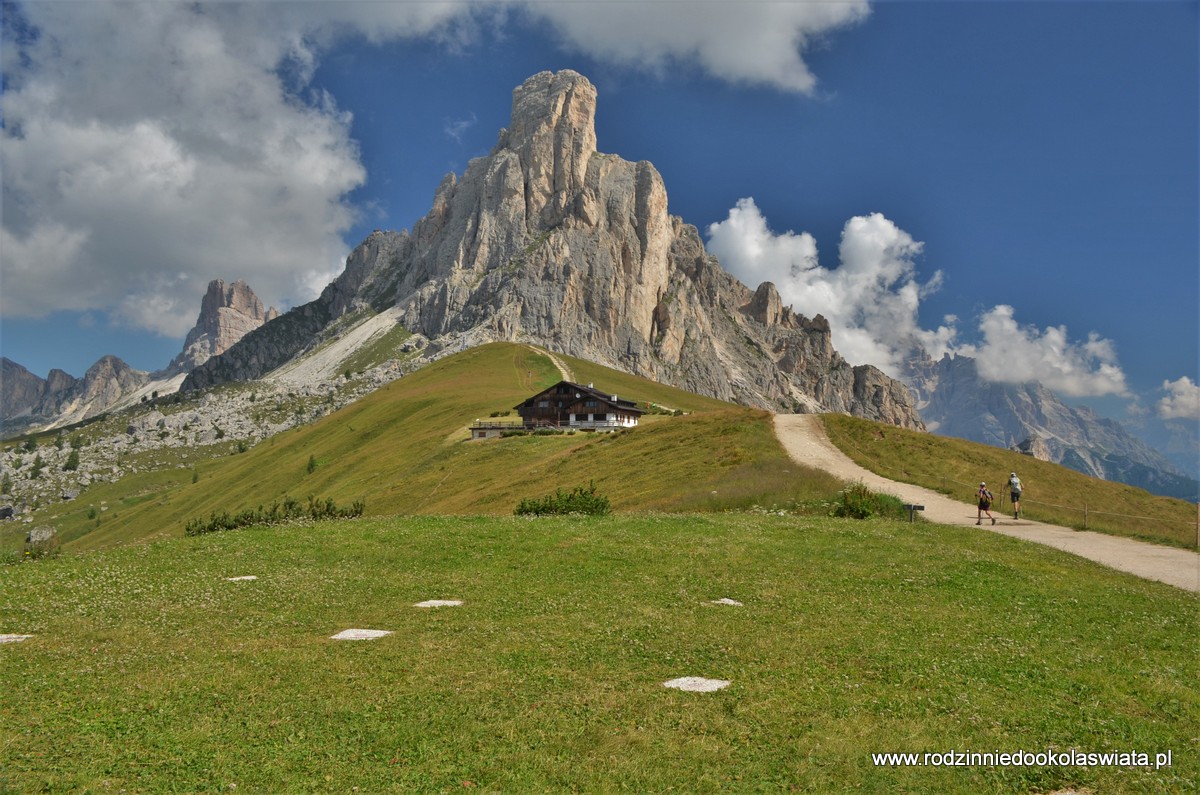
[538,400,549,408]
[584,399,598,407]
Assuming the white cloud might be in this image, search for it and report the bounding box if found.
[706,198,953,374]
[444,113,479,143]
[970,306,1128,397]
[705,198,1129,399]
[1158,376,1200,421]
[1,1,871,341]
[524,0,871,93]
[1,2,372,335]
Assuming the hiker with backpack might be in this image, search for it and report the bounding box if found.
[976,481,995,525]
[1008,472,1023,519]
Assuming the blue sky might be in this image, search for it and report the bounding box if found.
[2,0,1197,425]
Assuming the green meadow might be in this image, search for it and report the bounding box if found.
[2,514,1195,793]
[6,344,847,554]
[2,342,1196,792]
[6,342,1192,556]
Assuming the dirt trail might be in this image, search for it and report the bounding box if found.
[774,414,1200,593]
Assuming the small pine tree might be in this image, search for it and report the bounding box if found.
[63,449,80,472]
[306,455,317,474]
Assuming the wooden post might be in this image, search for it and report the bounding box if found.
[1083,502,1088,530]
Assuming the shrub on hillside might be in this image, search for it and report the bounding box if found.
[829,481,906,520]
[185,495,365,536]
[515,481,611,516]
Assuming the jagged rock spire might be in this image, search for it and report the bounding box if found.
[168,279,279,374]
[505,70,598,225]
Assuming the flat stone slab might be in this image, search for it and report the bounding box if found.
[330,629,392,640]
[711,598,743,606]
[225,575,258,581]
[663,676,731,693]
[0,634,33,644]
[414,600,463,608]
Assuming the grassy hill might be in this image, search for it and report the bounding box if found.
[19,343,846,553]
[822,414,1199,550]
[5,341,1195,555]
[2,513,1195,792]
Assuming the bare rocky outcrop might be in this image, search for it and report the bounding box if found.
[0,358,46,420]
[167,279,279,374]
[0,355,151,433]
[184,70,922,427]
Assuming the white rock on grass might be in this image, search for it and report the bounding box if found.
[711,598,743,606]
[330,629,392,640]
[225,575,258,581]
[0,634,33,644]
[414,600,463,608]
[663,677,731,693]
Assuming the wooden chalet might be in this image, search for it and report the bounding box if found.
[470,381,645,439]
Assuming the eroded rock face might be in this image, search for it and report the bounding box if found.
[168,280,279,373]
[187,70,923,428]
[1,355,152,432]
[0,358,46,420]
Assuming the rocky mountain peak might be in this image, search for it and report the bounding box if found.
[503,70,599,227]
[184,70,924,429]
[168,279,279,374]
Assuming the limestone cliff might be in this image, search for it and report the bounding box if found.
[0,355,151,434]
[186,70,922,428]
[168,280,279,374]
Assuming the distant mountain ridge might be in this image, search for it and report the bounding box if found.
[184,70,923,428]
[1,279,276,433]
[904,353,1197,500]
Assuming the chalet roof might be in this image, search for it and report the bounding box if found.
[514,380,646,414]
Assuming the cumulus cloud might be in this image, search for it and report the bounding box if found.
[706,198,954,374]
[1,2,380,335]
[969,306,1128,397]
[524,0,871,93]
[1158,376,1200,421]
[705,198,1129,398]
[1,0,872,340]
[969,307,1128,401]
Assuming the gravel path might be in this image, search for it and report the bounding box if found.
[774,414,1200,593]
